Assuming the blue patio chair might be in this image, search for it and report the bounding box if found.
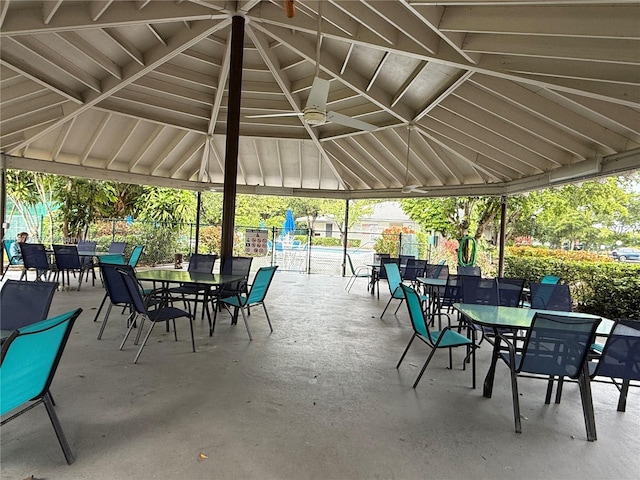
[457,265,481,276]
[117,266,195,364]
[52,244,91,290]
[93,262,136,340]
[396,284,476,389]
[210,256,254,333]
[345,253,371,293]
[530,282,572,311]
[380,262,427,318]
[108,241,127,255]
[402,258,427,286]
[556,319,640,413]
[19,242,55,281]
[216,266,278,340]
[0,279,58,330]
[77,240,98,285]
[1,308,83,464]
[588,319,640,412]
[168,253,217,321]
[497,312,601,441]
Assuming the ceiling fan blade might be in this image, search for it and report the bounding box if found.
[326,111,376,131]
[402,185,428,194]
[306,77,330,111]
[245,112,303,119]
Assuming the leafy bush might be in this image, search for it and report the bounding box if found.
[311,236,342,247]
[374,226,416,255]
[505,249,639,319]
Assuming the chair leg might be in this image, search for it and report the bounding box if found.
[413,347,439,388]
[120,314,142,350]
[134,320,156,364]
[380,297,393,318]
[43,392,75,465]
[188,316,196,352]
[262,303,273,332]
[396,334,416,369]
[578,370,597,441]
[97,303,114,340]
[92,293,109,322]
[617,379,630,412]
[238,306,252,341]
[210,300,219,336]
[393,298,404,314]
[509,367,522,434]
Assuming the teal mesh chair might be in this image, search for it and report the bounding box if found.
[2,239,22,280]
[380,262,427,318]
[396,284,476,389]
[345,253,371,293]
[127,245,144,268]
[541,275,561,284]
[1,308,83,464]
[497,312,601,441]
[216,266,278,340]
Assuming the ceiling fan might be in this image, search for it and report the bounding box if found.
[401,126,428,194]
[246,3,376,132]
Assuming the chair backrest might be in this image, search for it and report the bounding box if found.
[400,284,430,339]
[220,256,254,294]
[127,245,144,267]
[530,283,572,311]
[97,254,126,265]
[1,308,83,416]
[116,265,148,315]
[52,244,82,270]
[403,258,426,281]
[541,275,561,285]
[458,265,481,276]
[383,262,403,295]
[441,274,463,306]
[108,241,127,254]
[424,263,445,279]
[593,319,640,381]
[19,243,50,270]
[346,253,357,275]
[99,263,134,305]
[497,277,526,307]
[187,253,217,274]
[378,257,398,280]
[3,239,19,265]
[246,266,278,305]
[519,312,601,378]
[461,275,499,305]
[77,240,97,254]
[0,280,58,330]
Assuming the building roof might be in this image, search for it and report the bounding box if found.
[1,1,638,199]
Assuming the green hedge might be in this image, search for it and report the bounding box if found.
[504,256,640,319]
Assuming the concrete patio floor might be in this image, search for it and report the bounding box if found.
[1,269,638,480]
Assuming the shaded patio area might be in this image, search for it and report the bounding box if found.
[1,270,638,479]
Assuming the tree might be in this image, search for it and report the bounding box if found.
[135,187,196,225]
[5,171,57,242]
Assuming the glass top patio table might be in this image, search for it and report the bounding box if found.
[453,303,614,335]
[453,302,614,398]
[135,270,245,287]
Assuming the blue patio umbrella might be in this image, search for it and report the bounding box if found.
[282,209,295,237]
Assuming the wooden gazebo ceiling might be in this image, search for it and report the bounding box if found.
[1,1,639,199]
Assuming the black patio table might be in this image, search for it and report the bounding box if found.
[135,269,246,323]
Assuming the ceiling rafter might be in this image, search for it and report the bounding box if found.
[106,118,140,169]
[7,19,230,155]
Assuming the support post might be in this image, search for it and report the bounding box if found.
[342,199,350,277]
[220,16,245,263]
[498,195,507,277]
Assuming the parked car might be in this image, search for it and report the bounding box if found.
[610,247,640,261]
